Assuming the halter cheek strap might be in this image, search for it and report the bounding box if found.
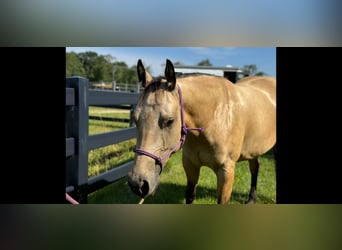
[133,85,204,170]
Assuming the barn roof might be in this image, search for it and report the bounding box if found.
[174,65,247,76]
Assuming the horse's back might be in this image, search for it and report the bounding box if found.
[234,76,276,160]
[236,76,276,102]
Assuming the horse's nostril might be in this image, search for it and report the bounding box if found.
[140,180,149,197]
[128,175,150,198]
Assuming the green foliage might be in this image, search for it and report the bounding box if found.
[92,55,113,82]
[255,71,266,76]
[243,64,266,76]
[173,61,184,65]
[66,52,86,77]
[66,51,138,83]
[77,51,98,80]
[113,63,137,84]
[196,59,212,66]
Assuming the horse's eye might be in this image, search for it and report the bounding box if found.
[166,118,174,127]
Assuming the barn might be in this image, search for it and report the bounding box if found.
[174,65,249,83]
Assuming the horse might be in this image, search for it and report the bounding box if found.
[128,59,276,204]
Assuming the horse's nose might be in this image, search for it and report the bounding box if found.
[127,172,150,198]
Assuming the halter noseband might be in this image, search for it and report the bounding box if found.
[133,85,204,170]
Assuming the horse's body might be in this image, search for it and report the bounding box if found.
[128,59,276,204]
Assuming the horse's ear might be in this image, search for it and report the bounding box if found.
[165,59,176,90]
[137,59,152,88]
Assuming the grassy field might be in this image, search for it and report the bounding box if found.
[87,106,276,204]
[88,106,136,177]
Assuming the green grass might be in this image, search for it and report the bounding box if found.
[88,149,276,204]
[89,106,130,134]
[88,106,136,178]
[87,106,276,204]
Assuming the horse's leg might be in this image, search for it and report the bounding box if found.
[246,158,259,204]
[183,156,200,204]
[216,161,236,204]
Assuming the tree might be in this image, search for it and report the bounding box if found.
[127,65,138,84]
[173,61,183,66]
[196,59,212,66]
[243,64,257,75]
[113,61,128,83]
[243,64,266,76]
[112,61,140,84]
[255,71,266,76]
[104,54,116,63]
[92,55,113,82]
[75,52,116,82]
[66,51,143,83]
[66,52,86,77]
[77,51,98,80]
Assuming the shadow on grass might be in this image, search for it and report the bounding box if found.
[146,183,275,204]
[89,178,275,204]
[260,146,276,161]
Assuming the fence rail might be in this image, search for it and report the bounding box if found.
[88,127,136,150]
[66,76,140,203]
[88,115,130,123]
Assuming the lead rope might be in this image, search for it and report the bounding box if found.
[66,193,79,204]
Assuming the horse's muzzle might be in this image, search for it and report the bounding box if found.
[127,172,150,198]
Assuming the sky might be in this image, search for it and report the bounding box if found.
[66,47,276,77]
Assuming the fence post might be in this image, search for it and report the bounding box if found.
[66,77,89,203]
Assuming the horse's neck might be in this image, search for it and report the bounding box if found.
[178,77,235,128]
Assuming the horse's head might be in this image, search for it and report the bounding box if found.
[128,59,182,199]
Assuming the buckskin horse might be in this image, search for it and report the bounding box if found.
[128,59,276,204]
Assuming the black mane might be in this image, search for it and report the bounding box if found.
[142,73,219,94]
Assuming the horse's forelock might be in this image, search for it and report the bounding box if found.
[141,78,170,98]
